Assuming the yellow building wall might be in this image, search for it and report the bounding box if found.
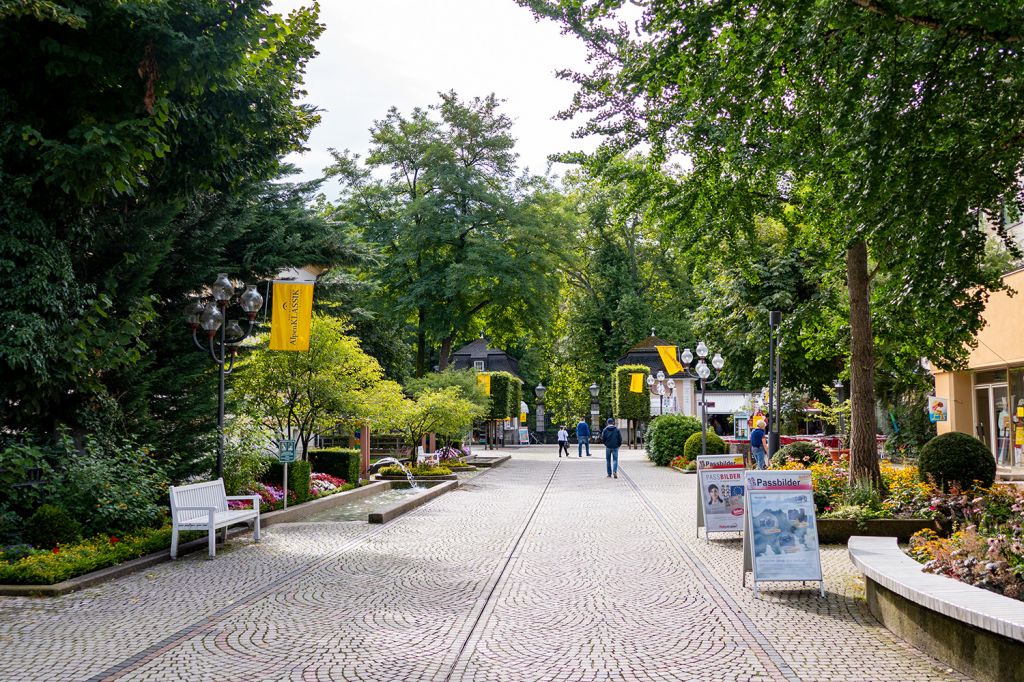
[932,268,1024,438]
[964,268,1024,370]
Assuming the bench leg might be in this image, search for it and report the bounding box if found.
[208,528,216,558]
[170,529,179,559]
[252,518,261,543]
[220,526,227,544]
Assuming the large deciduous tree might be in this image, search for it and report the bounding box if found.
[521,0,1024,487]
[326,92,559,376]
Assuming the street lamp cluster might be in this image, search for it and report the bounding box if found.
[184,273,264,479]
[647,371,674,415]
[677,342,725,459]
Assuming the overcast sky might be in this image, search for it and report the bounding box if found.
[270,0,595,185]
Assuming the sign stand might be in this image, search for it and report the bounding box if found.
[278,439,297,510]
[696,455,746,542]
[741,469,825,598]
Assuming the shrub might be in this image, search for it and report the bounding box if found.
[771,441,826,467]
[918,432,996,491]
[23,504,82,549]
[645,414,701,466]
[264,459,312,504]
[308,448,361,483]
[52,436,167,535]
[0,508,23,545]
[378,464,451,477]
[683,431,727,462]
[221,422,273,495]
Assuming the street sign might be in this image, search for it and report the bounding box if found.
[278,439,297,463]
[700,401,716,408]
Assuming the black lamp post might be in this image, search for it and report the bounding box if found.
[185,273,264,480]
[535,383,546,443]
[679,342,725,458]
[833,378,845,444]
[589,383,600,439]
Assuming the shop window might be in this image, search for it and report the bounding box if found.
[975,368,1009,385]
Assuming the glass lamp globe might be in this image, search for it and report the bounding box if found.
[712,353,724,370]
[696,341,709,358]
[696,361,711,380]
[681,348,693,365]
[656,370,665,381]
[667,378,675,389]
[211,273,234,302]
[184,300,204,328]
[199,302,223,333]
[646,375,655,386]
[239,284,264,318]
[224,320,244,344]
[589,383,600,398]
[535,383,546,400]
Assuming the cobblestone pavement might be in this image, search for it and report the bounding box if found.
[0,447,969,681]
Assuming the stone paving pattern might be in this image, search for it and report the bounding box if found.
[0,447,969,681]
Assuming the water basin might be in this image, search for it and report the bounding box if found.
[300,482,441,523]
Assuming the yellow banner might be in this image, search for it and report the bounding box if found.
[629,372,645,393]
[520,412,527,423]
[477,373,491,395]
[269,282,314,351]
[656,345,684,375]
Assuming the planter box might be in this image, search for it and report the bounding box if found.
[817,518,940,543]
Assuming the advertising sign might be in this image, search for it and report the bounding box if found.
[518,427,529,444]
[269,282,314,351]
[927,396,948,423]
[742,470,824,596]
[696,455,746,537]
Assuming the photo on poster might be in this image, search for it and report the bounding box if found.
[700,469,745,532]
[749,491,821,582]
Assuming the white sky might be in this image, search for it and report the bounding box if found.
[270,0,596,184]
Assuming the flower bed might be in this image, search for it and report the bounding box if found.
[908,485,1024,601]
[0,526,201,586]
[669,455,696,472]
[228,473,355,513]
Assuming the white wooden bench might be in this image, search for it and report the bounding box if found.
[169,479,260,559]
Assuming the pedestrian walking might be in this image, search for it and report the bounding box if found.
[557,425,570,458]
[601,417,622,478]
[750,419,768,469]
[576,418,591,457]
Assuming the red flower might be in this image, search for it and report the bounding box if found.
[52,547,60,554]
[110,536,120,544]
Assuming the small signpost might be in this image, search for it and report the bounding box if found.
[278,439,297,510]
[696,455,746,540]
[518,426,529,444]
[742,469,824,597]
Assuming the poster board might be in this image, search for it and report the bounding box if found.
[518,427,529,444]
[927,396,948,423]
[741,470,824,597]
[696,455,746,539]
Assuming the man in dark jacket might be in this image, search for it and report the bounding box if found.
[601,417,623,479]
[576,419,591,457]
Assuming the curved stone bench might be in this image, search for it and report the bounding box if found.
[848,536,1024,682]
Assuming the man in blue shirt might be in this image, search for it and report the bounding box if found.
[576,419,591,457]
[601,417,623,478]
[750,418,768,469]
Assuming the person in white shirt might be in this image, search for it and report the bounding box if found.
[557,426,570,458]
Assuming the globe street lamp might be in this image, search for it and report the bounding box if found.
[185,273,264,480]
[647,371,675,415]
[589,383,600,439]
[535,383,547,442]
[679,342,725,459]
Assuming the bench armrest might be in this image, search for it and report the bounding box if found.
[173,506,217,522]
[225,495,261,509]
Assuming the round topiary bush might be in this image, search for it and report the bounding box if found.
[683,430,727,462]
[771,441,826,468]
[918,432,996,491]
[24,504,82,549]
[646,414,702,466]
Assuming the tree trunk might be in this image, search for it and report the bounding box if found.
[438,335,454,371]
[846,240,882,489]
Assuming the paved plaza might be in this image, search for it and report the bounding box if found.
[0,447,968,681]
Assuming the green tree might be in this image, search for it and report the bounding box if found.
[233,315,388,456]
[382,387,484,465]
[521,0,1024,488]
[326,92,560,376]
[404,369,491,412]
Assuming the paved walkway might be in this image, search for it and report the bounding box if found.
[0,447,968,681]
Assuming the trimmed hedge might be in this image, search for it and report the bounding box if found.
[613,365,650,421]
[683,431,727,462]
[646,414,701,466]
[918,432,996,491]
[307,448,360,484]
[486,372,522,420]
[263,459,312,503]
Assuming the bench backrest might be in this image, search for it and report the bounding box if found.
[169,479,227,524]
